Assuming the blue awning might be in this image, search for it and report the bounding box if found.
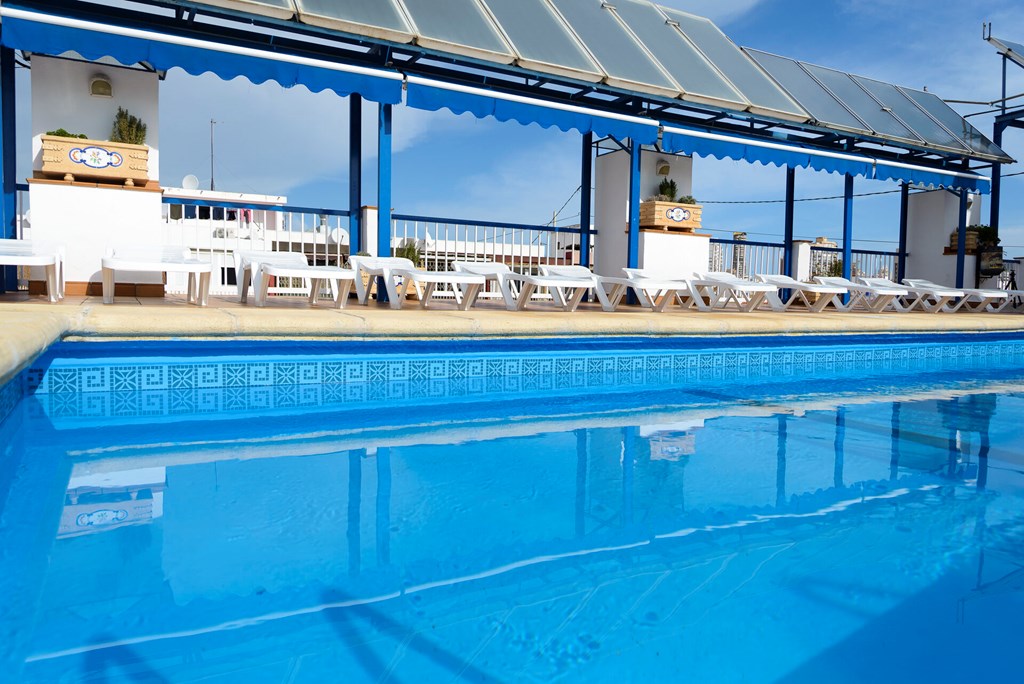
[0,8,404,105]
[406,76,660,144]
[661,126,990,193]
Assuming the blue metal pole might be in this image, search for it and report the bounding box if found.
[0,47,17,292]
[842,174,854,281]
[991,122,1003,234]
[377,103,392,257]
[955,189,968,289]
[783,167,795,278]
[348,94,362,256]
[627,140,641,270]
[580,132,593,268]
[897,183,909,281]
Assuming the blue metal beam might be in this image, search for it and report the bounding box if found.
[580,132,593,268]
[955,189,968,289]
[627,140,641,270]
[377,102,392,257]
[782,167,795,278]
[0,47,16,292]
[897,183,909,281]
[991,121,1004,233]
[348,94,362,256]
[842,174,854,281]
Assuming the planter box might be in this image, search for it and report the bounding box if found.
[640,201,703,232]
[40,135,149,187]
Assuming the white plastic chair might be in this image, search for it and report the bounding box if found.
[813,276,909,313]
[692,271,779,312]
[754,274,848,313]
[101,246,211,306]
[0,239,64,302]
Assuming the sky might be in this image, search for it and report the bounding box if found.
[20,0,1024,254]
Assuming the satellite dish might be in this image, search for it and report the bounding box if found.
[182,174,200,190]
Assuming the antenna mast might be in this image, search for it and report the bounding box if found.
[210,119,218,191]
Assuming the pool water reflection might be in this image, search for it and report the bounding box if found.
[1,341,1023,683]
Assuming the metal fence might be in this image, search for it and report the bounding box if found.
[162,199,350,296]
[809,246,899,280]
[709,239,785,277]
[391,214,582,272]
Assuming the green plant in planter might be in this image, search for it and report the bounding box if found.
[394,238,422,266]
[45,128,88,139]
[677,195,696,205]
[971,224,999,247]
[110,107,147,145]
[658,178,678,202]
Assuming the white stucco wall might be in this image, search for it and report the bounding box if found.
[593,149,697,277]
[30,55,160,178]
[905,189,983,287]
[30,183,165,284]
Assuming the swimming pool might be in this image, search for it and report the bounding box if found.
[1,333,1023,682]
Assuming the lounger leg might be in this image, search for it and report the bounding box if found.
[308,278,319,305]
[808,293,835,313]
[385,272,403,310]
[334,279,353,309]
[44,264,58,303]
[101,267,115,304]
[354,268,368,305]
[420,282,436,309]
[565,287,587,312]
[461,283,482,310]
[593,283,619,312]
[255,271,269,307]
[765,290,787,312]
[496,276,517,311]
[516,283,537,310]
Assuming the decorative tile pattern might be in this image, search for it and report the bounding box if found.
[21,342,1024,402]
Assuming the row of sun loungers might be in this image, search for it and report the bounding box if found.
[2,239,1021,313]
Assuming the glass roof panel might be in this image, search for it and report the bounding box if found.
[611,0,744,105]
[659,8,804,117]
[401,0,510,58]
[480,0,600,76]
[745,49,868,132]
[190,0,295,21]
[800,63,922,142]
[899,87,1009,159]
[852,76,970,153]
[549,0,677,92]
[295,0,410,39]
[990,36,1024,69]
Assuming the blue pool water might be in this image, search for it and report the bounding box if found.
[1,334,1023,683]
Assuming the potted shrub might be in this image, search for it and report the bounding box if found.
[640,178,703,232]
[40,107,150,187]
[973,225,1004,277]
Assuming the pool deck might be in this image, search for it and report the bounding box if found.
[2,291,1024,384]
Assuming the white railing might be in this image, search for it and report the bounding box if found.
[709,239,785,277]
[810,247,899,280]
[391,214,582,273]
[162,201,351,296]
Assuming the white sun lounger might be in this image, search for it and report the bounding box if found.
[234,249,323,304]
[814,276,908,313]
[0,239,64,302]
[539,265,643,311]
[621,268,710,312]
[754,274,848,313]
[350,256,486,310]
[453,262,615,312]
[902,278,1010,313]
[101,246,211,306]
[692,271,780,312]
[860,277,964,313]
[253,254,357,308]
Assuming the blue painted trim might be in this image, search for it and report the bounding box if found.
[392,213,579,234]
[349,94,362,256]
[0,47,16,292]
[580,132,593,269]
[898,183,909,280]
[377,103,392,260]
[627,140,641,270]
[783,167,795,278]
[15,182,27,193]
[842,174,854,282]
[956,189,968,289]
[162,197,350,216]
